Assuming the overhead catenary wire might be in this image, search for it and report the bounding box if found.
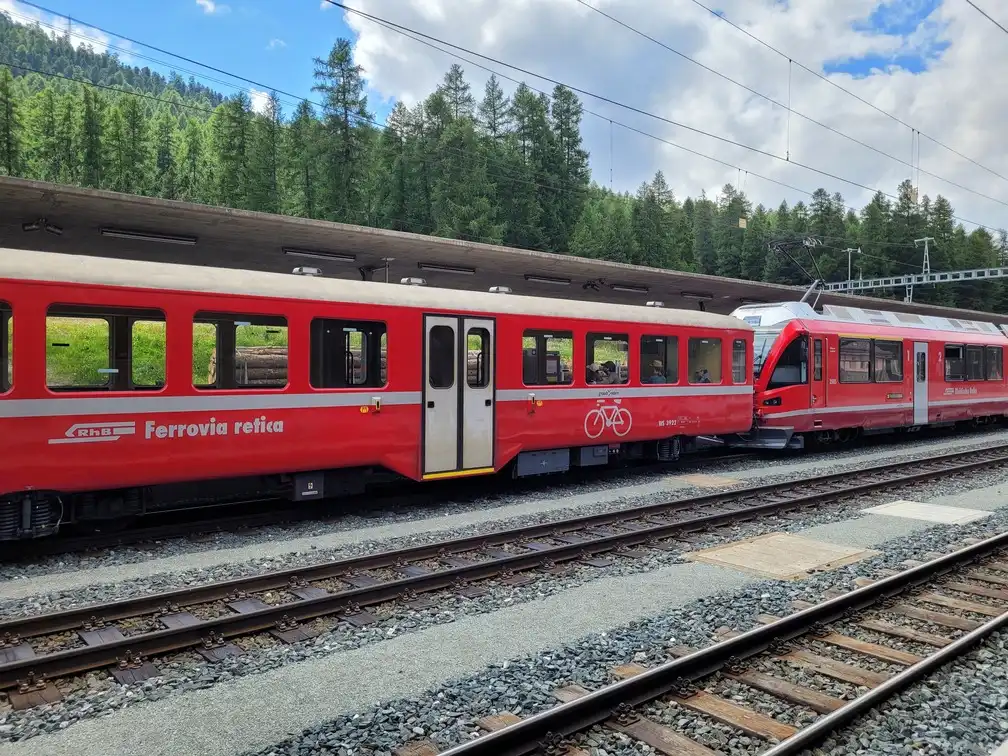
[322,0,999,233]
[687,0,1008,187]
[5,1,998,246]
[11,1,832,218]
[964,0,1008,36]
[572,0,1008,210]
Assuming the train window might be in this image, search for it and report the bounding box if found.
[986,346,1004,381]
[916,352,926,382]
[965,345,985,381]
[522,330,573,386]
[640,335,678,384]
[1,303,10,392]
[944,345,965,381]
[428,325,455,389]
[813,339,823,381]
[838,338,871,383]
[873,340,903,383]
[46,307,167,391]
[131,320,166,389]
[586,333,629,385]
[46,315,112,389]
[688,337,722,384]
[467,328,491,389]
[194,313,289,390]
[767,335,807,389]
[731,339,747,383]
[310,319,387,389]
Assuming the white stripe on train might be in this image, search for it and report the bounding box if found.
[0,385,753,419]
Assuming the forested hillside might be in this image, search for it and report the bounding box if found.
[0,12,1005,311]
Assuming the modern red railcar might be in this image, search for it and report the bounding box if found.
[725,301,1008,450]
[0,249,754,540]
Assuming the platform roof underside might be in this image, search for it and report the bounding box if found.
[0,176,1003,325]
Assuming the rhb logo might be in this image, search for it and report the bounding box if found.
[48,421,136,445]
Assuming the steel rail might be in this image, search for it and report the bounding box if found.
[435,530,1008,756]
[2,443,1005,643]
[0,445,1005,689]
[0,451,752,561]
[760,609,1008,755]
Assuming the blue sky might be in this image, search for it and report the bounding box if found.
[5,0,389,118]
[5,0,951,124]
[824,0,950,76]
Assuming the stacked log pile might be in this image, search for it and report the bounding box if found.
[208,346,288,387]
[202,347,503,387]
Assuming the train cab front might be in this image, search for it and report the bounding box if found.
[724,319,811,451]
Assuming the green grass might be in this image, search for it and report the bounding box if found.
[17,320,640,389]
[31,319,289,389]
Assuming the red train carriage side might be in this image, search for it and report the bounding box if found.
[0,249,754,540]
[725,301,1008,450]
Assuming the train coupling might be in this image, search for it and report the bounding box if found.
[721,426,804,451]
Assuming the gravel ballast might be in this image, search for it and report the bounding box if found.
[4,427,1008,613]
[235,509,1008,756]
[1,474,1007,754]
[3,427,1008,592]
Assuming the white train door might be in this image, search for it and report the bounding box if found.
[461,318,495,471]
[422,315,495,477]
[913,341,929,425]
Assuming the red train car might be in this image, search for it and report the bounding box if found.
[0,249,754,540]
[726,301,1008,450]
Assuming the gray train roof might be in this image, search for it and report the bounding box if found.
[730,301,1005,337]
[0,248,752,330]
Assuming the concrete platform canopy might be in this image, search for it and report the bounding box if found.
[1,175,1004,324]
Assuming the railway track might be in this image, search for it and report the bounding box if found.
[423,530,1008,756]
[1,443,1006,713]
[1,451,752,561]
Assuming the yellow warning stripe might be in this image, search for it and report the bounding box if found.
[422,466,495,481]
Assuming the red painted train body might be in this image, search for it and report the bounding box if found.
[0,249,754,540]
[728,302,1008,449]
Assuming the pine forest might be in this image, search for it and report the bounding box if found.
[0,13,1006,312]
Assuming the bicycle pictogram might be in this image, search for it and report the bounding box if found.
[584,399,632,439]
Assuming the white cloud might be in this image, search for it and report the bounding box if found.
[196,0,230,15]
[249,87,270,114]
[0,0,133,57]
[320,0,332,9]
[337,0,1008,232]
[267,38,286,50]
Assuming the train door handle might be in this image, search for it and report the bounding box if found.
[427,401,435,408]
[485,399,492,407]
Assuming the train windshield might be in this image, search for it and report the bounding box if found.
[753,330,780,378]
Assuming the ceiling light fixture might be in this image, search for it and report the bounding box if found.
[417,262,475,275]
[100,227,196,245]
[282,247,356,262]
